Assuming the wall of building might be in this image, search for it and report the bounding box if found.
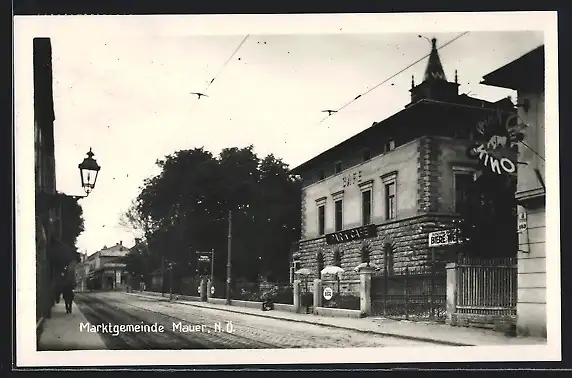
[517,204,546,337]
[515,91,546,338]
[433,137,480,213]
[297,136,470,291]
[516,91,545,196]
[301,139,420,240]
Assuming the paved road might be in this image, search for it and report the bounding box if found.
[75,291,435,349]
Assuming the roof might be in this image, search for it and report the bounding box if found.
[290,97,509,175]
[481,45,544,90]
[424,38,448,82]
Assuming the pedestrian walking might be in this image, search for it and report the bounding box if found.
[62,284,75,314]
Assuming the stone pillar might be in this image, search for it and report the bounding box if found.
[359,267,374,317]
[199,277,208,302]
[293,280,302,313]
[313,279,323,313]
[207,279,214,299]
[446,263,457,325]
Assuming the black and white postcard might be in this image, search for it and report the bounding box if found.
[14,11,560,367]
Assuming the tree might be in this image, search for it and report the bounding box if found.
[457,171,517,258]
[122,145,302,286]
[55,192,85,249]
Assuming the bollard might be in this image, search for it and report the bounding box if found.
[313,279,322,313]
[207,279,214,300]
[293,280,302,313]
[200,277,208,302]
[359,267,374,317]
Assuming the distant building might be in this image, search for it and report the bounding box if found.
[86,241,131,290]
[291,38,517,317]
[481,45,546,338]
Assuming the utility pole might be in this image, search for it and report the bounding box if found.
[226,209,232,305]
[169,262,173,300]
[161,256,165,296]
[211,248,215,286]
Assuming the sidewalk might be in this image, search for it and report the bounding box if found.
[37,301,107,351]
[129,291,547,347]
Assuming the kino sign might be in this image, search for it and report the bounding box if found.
[467,107,525,176]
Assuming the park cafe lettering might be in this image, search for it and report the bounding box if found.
[326,224,377,245]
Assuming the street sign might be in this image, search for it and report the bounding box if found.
[428,229,460,247]
[517,212,528,233]
[210,286,215,295]
[323,287,333,300]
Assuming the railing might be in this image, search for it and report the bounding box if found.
[455,256,517,316]
[371,265,447,322]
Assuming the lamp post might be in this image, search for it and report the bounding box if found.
[73,148,101,199]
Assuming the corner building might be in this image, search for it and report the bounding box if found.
[291,39,516,301]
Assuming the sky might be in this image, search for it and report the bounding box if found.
[15,14,546,255]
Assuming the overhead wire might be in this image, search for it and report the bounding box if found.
[202,34,250,95]
[187,34,250,115]
[316,31,471,125]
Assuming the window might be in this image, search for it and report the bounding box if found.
[454,172,474,214]
[317,204,325,235]
[382,172,397,220]
[335,161,343,174]
[334,199,343,231]
[362,149,372,162]
[361,189,372,225]
[383,243,394,275]
[384,139,395,152]
[385,183,396,220]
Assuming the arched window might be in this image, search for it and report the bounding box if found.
[317,252,324,275]
[383,243,394,275]
[333,247,342,267]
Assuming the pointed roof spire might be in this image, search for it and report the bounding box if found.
[423,38,447,82]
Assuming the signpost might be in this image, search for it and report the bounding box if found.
[197,249,215,284]
[428,229,461,247]
[323,287,334,301]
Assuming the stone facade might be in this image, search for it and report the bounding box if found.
[298,213,461,295]
[296,135,474,297]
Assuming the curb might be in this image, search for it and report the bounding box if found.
[129,292,471,347]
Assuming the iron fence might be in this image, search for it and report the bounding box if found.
[455,256,517,316]
[371,265,447,322]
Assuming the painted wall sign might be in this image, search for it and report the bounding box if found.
[342,170,362,188]
[326,224,377,245]
[468,107,526,176]
[428,229,461,247]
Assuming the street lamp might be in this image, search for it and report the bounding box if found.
[75,148,101,199]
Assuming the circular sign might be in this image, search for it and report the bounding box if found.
[210,286,215,295]
[197,286,201,294]
[323,287,334,300]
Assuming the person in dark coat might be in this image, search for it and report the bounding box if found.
[62,284,75,314]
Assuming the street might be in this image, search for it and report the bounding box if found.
[75,292,435,349]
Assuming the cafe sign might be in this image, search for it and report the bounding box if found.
[326,224,377,245]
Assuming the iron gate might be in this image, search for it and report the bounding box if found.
[371,265,447,322]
